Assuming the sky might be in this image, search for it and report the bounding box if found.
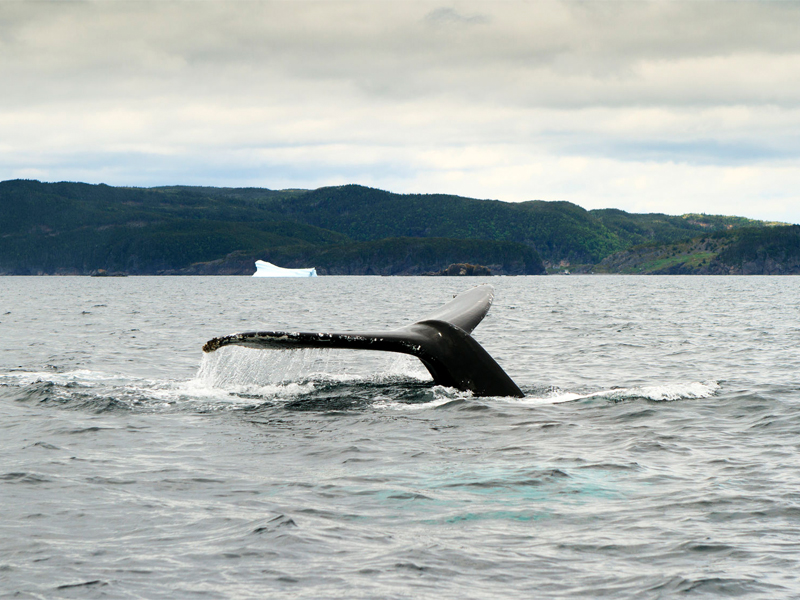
[2,1,799,223]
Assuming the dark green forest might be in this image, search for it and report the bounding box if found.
[0,179,790,275]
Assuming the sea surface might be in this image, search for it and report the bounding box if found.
[1,276,799,599]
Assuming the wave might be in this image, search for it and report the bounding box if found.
[0,356,720,415]
[507,380,720,406]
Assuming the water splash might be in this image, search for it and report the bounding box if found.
[195,346,431,391]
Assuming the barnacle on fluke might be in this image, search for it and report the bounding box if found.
[202,285,523,398]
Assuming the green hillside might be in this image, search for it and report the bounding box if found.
[253,185,624,264]
[588,209,773,248]
[596,225,800,275]
[0,179,788,275]
[0,180,545,275]
[184,184,783,265]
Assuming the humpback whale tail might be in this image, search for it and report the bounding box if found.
[203,285,524,398]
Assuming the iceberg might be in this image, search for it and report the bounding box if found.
[253,260,317,278]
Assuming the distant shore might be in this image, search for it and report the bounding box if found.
[2,180,797,276]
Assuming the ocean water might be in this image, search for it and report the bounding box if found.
[1,275,799,599]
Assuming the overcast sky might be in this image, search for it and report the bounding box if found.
[2,1,799,222]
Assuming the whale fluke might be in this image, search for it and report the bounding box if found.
[203,285,524,398]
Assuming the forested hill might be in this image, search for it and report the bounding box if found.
[0,179,786,275]
[596,224,800,275]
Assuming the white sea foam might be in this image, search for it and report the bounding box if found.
[1,364,721,412]
[155,378,318,404]
[508,380,721,406]
[374,381,721,411]
[0,369,137,387]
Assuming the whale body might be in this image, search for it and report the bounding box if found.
[202,285,523,398]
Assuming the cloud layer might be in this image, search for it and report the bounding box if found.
[2,1,799,221]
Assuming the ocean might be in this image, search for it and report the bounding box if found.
[1,275,799,599]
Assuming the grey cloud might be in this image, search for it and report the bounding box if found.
[5,1,800,109]
[424,7,489,26]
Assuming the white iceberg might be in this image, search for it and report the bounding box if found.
[253,260,317,277]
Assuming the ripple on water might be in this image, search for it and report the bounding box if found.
[3,277,800,599]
